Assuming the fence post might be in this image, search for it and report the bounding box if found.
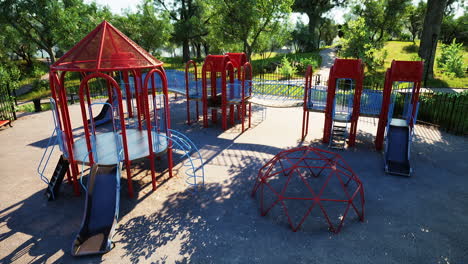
[6,83,16,120]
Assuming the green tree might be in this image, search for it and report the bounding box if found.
[0,24,37,67]
[112,1,172,55]
[290,21,309,52]
[405,1,426,43]
[208,0,294,60]
[154,0,210,62]
[292,0,345,51]
[418,0,460,79]
[317,18,338,47]
[339,17,387,71]
[0,0,110,63]
[352,0,411,42]
[440,13,468,45]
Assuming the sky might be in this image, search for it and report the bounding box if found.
[86,0,464,25]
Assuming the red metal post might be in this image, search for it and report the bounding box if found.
[301,65,313,140]
[323,66,336,143]
[122,71,133,118]
[143,70,158,190]
[375,69,392,150]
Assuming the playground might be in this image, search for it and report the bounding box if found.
[0,21,468,263]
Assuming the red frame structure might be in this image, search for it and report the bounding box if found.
[375,60,424,150]
[251,146,365,233]
[300,65,314,140]
[201,53,251,131]
[49,21,173,198]
[184,60,200,125]
[323,59,364,147]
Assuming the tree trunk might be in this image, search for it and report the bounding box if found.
[46,47,56,64]
[195,42,202,59]
[418,0,447,79]
[243,41,252,61]
[306,12,320,51]
[203,42,210,56]
[182,39,190,63]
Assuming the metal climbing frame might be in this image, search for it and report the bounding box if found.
[251,146,365,233]
[201,54,250,131]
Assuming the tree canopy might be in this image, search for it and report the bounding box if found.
[208,0,294,60]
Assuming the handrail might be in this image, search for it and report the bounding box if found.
[37,98,65,200]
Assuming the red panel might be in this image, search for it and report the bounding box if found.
[388,60,424,82]
[51,21,163,71]
[330,58,363,79]
[226,53,247,68]
[203,55,230,72]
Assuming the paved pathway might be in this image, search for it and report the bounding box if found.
[315,48,337,78]
[1,95,467,263]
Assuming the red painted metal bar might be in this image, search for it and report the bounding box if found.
[132,70,143,130]
[185,60,198,125]
[158,66,173,178]
[142,70,158,190]
[211,71,217,124]
[375,69,392,150]
[301,65,313,140]
[78,72,134,197]
[122,71,133,117]
[323,66,336,143]
[56,72,80,195]
[348,64,364,147]
[201,61,210,128]
[49,71,73,185]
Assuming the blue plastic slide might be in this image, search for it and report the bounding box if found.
[385,118,411,176]
[72,164,120,256]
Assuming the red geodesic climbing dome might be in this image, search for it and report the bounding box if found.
[251,146,365,233]
[51,20,162,71]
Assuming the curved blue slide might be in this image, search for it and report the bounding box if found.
[72,164,120,256]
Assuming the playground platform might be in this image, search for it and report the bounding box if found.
[0,95,467,263]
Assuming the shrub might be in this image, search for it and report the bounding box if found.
[276,57,297,79]
[296,57,319,74]
[437,39,465,78]
[32,65,46,78]
[403,44,419,53]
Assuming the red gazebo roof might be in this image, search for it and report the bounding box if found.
[51,21,163,72]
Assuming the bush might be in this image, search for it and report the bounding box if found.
[403,44,419,53]
[32,65,46,78]
[276,57,297,79]
[30,79,50,100]
[437,39,465,78]
[295,57,319,74]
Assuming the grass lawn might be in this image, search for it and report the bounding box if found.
[377,41,467,88]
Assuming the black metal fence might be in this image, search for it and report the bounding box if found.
[414,92,468,135]
[0,83,16,122]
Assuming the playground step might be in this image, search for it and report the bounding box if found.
[330,141,346,149]
[332,129,346,135]
[46,155,69,201]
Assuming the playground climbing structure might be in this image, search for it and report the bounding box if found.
[375,60,423,176]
